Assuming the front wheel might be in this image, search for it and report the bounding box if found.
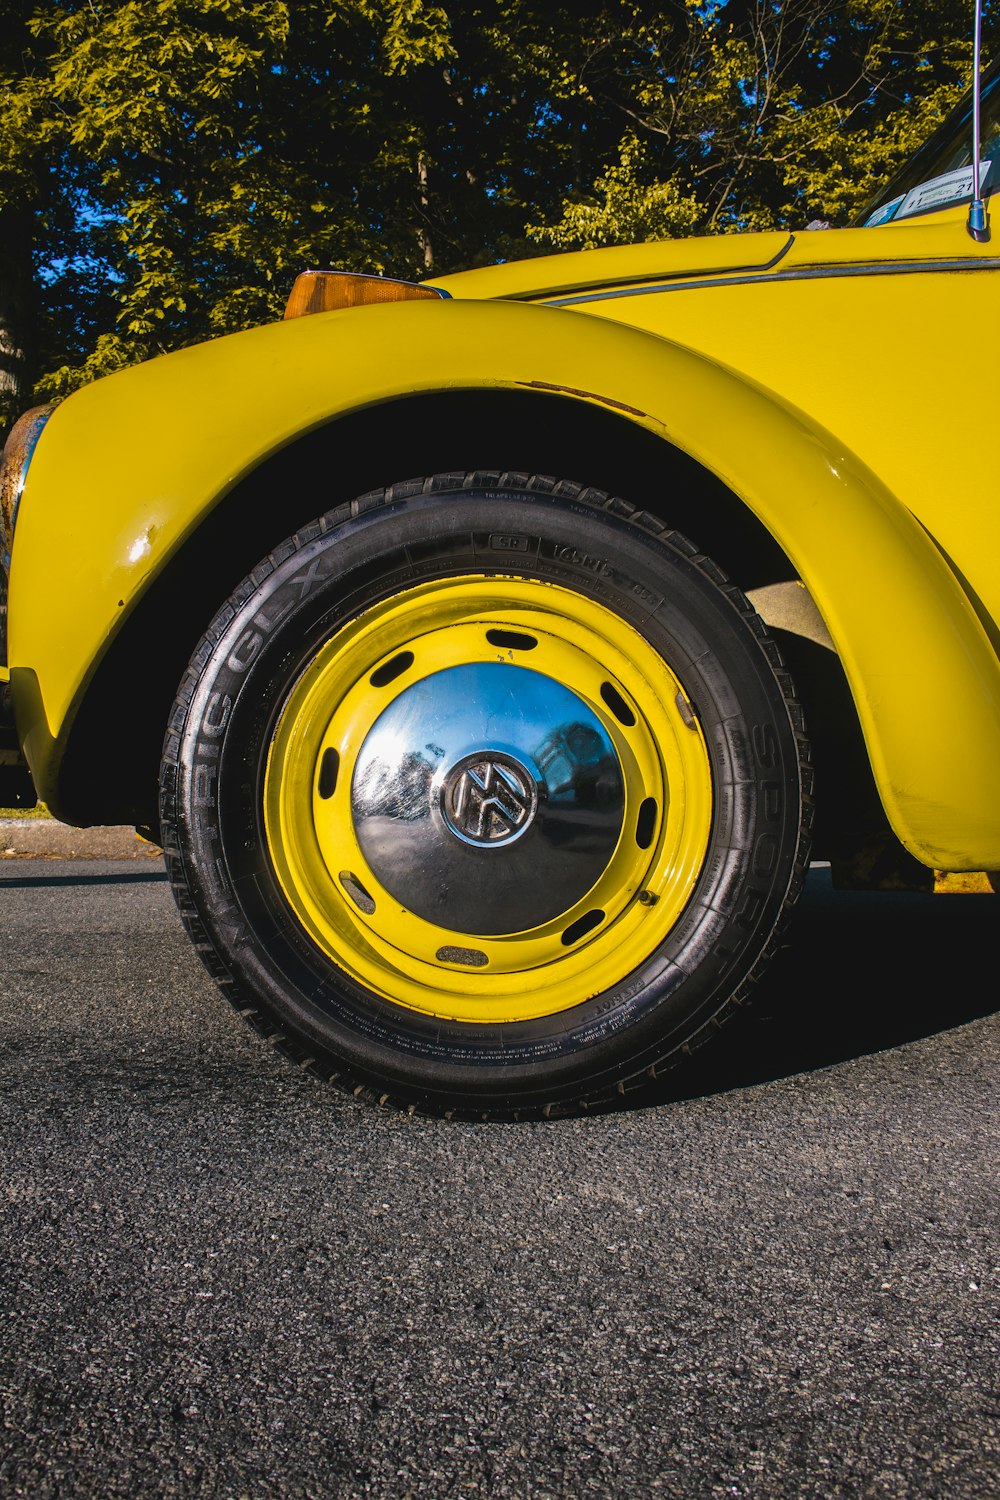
[161,472,811,1116]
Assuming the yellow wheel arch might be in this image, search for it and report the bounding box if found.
[12,295,1000,866]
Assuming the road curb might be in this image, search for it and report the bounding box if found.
[0,819,163,860]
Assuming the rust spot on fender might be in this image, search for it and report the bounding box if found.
[518,380,647,419]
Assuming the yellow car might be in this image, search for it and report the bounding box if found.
[2,77,998,1117]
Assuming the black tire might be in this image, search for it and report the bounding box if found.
[161,472,811,1117]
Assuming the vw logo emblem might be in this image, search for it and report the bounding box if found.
[440,752,539,847]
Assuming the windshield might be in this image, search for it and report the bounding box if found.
[858,65,1000,227]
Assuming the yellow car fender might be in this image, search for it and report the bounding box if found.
[9,295,1000,867]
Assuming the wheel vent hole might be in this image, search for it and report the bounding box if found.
[370,651,414,688]
[339,871,376,915]
[561,909,605,946]
[635,797,658,849]
[486,629,537,652]
[318,748,339,800]
[436,946,489,968]
[600,682,636,727]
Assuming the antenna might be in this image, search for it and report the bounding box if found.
[968,0,990,239]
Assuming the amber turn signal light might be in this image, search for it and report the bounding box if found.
[284,270,447,320]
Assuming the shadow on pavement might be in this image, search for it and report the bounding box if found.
[3,859,993,1107]
[650,865,998,1104]
[0,868,169,888]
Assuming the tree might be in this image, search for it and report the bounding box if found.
[1,2,49,429]
[4,0,667,412]
[529,0,995,248]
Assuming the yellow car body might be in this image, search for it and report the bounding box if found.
[1,92,998,1115]
[6,206,999,869]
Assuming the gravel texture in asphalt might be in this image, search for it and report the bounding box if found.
[0,862,997,1499]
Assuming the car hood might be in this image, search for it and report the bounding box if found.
[430,230,793,303]
[428,211,973,304]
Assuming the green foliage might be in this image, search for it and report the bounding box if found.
[0,0,993,416]
[530,0,991,248]
[527,133,703,248]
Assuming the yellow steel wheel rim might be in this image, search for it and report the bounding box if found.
[263,576,713,1023]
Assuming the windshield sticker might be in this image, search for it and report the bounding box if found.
[865,194,905,227]
[897,161,991,219]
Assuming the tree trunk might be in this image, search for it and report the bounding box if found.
[416,157,434,273]
[0,208,35,435]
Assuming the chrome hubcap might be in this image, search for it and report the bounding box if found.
[351,662,625,935]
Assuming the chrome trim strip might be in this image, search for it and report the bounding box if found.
[545,254,1000,307]
[504,234,795,303]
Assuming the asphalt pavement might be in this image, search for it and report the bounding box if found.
[0,861,997,1499]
